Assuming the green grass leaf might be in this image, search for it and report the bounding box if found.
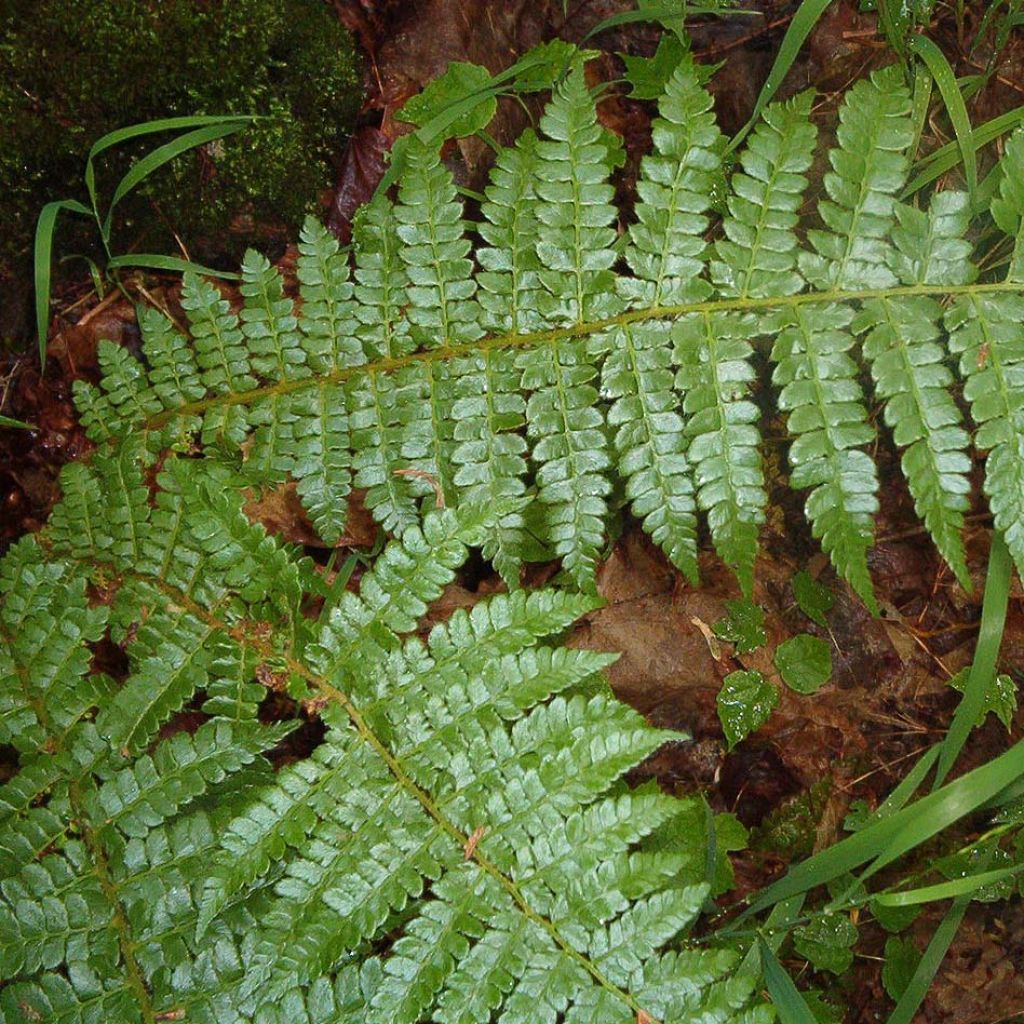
[935,531,1013,786]
[726,0,833,153]
[33,198,92,368]
[885,895,969,1024]
[908,36,977,202]
[102,122,252,240]
[760,938,819,1024]
[106,254,242,279]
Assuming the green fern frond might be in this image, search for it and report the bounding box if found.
[2,477,753,1022]
[70,56,1024,601]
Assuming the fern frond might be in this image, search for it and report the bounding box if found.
[711,91,816,300]
[771,303,880,609]
[2,482,755,1023]
[478,129,543,335]
[675,311,765,595]
[769,67,913,609]
[990,129,1024,282]
[533,66,621,326]
[947,288,1024,575]
[17,50,1024,1024]
[183,270,257,396]
[296,218,360,370]
[69,58,1024,601]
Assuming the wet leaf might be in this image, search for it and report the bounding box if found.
[870,898,921,934]
[792,571,835,627]
[717,669,778,750]
[396,61,497,138]
[622,34,689,99]
[801,990,845,1024]
[713,598,767,653]
[793,912,858,975]
[508,39,582,92]
[843,799,872,832]
[948,669,1018,730]
[666,799,747,895]
[776,635,833,694]
[882,936,921,1001]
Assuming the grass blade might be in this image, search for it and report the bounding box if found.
[737,737,1024,918]
[583,4,752,41]
[0,415,32,430]
[33,199,92,369]
[759,939,818,1024]
[903,106,1024,197]
[84,115,255,212]
[102,122,251,239]
[726,0,833,153]
[874,866,1022,907]
[934,532,1012,788]
[908,36,977,202]
[884,895,969,1024]
[909,65,934,159]
[106,254,241,279]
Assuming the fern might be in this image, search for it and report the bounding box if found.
[7,44,1024,1020]
[1,472,759,1022]
[70,55,1024,599]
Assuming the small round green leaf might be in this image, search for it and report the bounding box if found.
[793,913,858,975]
[792,571,835,627]
[775,635,833,694]
[713,599,767,654]
[882,936,921,1001]
[717,670,779,750]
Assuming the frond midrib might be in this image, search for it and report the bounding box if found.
[141,279,1021,435]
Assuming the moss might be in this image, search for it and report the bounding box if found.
[0,0,362,270]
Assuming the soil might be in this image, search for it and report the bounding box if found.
[3,2,1024,1021]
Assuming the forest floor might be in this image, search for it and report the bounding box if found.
[2,2,1024,1020]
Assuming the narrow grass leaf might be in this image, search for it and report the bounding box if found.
[904,107,1024,197]
[760,939,818,1024]
[908,36,977,201]
[934,532,1012,787]
[106,254,241,279]
[103,122,252,238]
[875,866,1023,907]
[83,114,256,210]
[884,895,969,1024]
[726,0,832,153]
[739,738,1024,917]
[33,199,93,368]
[582,4,751,41]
